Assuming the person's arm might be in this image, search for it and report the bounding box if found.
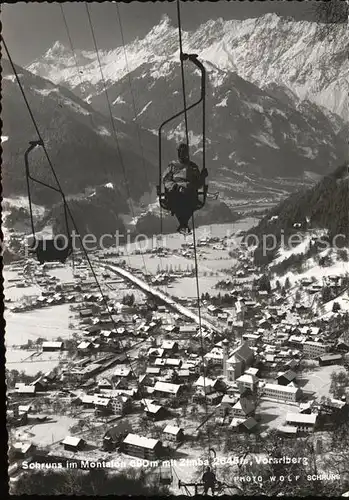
[163,163,176,191]
[190,161,207,187]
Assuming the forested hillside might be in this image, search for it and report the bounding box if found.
[249,162,349,265]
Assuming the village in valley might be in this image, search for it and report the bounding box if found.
[5,219,349,495]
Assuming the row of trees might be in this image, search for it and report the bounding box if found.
[20,337,48,350]
[156,263,194,274]
[275,276,291,290]
[200,292,236,306]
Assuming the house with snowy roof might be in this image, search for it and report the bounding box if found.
[122,433,162,460]
[230,397,256,419]
[225,342,254,382]
[236,373,258,394]
[153,381,183,397]
[163,424,184,443]
[144,403,168,421]
[230,416,258,433]
[193,376,216,395]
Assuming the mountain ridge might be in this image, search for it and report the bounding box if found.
[27,13,349,121]
[23,13,348,195]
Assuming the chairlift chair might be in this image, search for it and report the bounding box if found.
[157,53,209,224]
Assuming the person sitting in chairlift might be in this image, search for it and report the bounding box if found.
[163,142,208,234]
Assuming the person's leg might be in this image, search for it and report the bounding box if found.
[180,192,195,232]
[166,190,183,227]
[174,193,191,232]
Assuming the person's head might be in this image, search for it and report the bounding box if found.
[206,466,211,473]
[177,142,189,162]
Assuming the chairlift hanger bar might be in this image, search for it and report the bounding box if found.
[158,53,206,189]
[25,141,64,194]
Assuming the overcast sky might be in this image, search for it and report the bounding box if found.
[3,1,317,67]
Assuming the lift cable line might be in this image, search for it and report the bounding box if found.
[177,0,190,151]
[59,4,97,132]
[58,4,85,275]
[176,0,212,469]
[60,4,83,84]
[114,4,169,285]
[2,35,153,415]
[85,2,132,196]
[59,3,107,275]
[84,3,151,276]
[156,1,211,459]
[115,3,151,200]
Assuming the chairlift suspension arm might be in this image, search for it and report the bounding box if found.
[177,0,189,149]
[24,141,41,240]
[24,140,71,244]
[25,140,65,194]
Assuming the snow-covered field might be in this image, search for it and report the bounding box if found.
[13,416,80,447]
[2,196,45,217]
[118,252,232,277]
[110,218,258,298]
[271,242,349,320]
[275,248,349,289]
[273,232,325,265]
[258,400,299,430]
[5,304,78,346]
[6,349,66,376]
[47,267,75,282]
[158,276,222,298]
[4,272,42,302]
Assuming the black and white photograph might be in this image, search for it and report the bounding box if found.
[2,0,349,496]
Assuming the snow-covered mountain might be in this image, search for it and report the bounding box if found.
[28,13,349,121]
[24,12,348,198]
[89,60,347,183]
